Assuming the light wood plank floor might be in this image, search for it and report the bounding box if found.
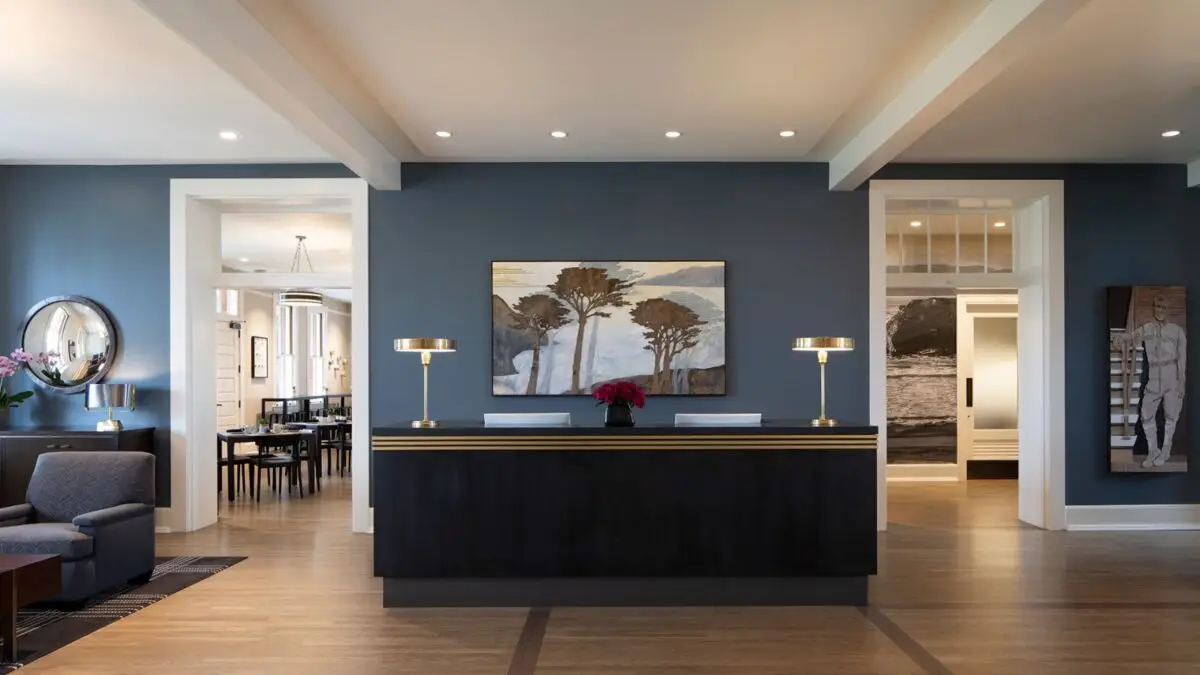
[21,479,1200,674]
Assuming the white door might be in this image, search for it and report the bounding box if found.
[216,321,242,431]
[957,295,1019,479]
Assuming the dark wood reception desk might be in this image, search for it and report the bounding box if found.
[372,421,877,607]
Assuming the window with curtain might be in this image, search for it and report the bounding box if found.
[308,310,326,394]
[275,303,295,399]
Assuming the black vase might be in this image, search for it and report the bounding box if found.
[605,404,635,427]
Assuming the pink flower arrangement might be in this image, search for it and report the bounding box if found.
[0,349,37,410]
[592,380,647,409]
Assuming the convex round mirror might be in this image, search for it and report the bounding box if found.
[21,296,117,394]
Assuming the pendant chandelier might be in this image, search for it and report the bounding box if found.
[279,235,324,307]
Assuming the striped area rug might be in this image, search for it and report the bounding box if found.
[3,556,244,672]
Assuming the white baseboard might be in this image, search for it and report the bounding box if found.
[155,526,173,534]
[1065,504,1200,531]
[887,463,959,482]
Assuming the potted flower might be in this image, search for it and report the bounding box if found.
[592,380,647,427]
[0,349,37,424]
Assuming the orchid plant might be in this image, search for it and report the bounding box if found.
[0,349,37,410]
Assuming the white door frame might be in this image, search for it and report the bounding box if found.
[870,180,1066,530]
[169,178,371,534]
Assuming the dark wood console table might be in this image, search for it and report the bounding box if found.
[0,428,155,507]
[372,421,877,607]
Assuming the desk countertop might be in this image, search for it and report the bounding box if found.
[374,420,875,436]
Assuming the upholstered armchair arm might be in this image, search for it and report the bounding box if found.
[72,503,154,529]
[0,503,33,527]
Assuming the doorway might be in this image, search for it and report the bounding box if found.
[870,180,1066,530]
[169,178,370,534]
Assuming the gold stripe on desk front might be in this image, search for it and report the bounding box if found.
[372,434,878,451]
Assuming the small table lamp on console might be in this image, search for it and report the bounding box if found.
[792,337,854,427]
[85,383,135,431]
[394,338,456,428]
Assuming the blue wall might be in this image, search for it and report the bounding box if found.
[0,164,352,503]
[369,163,870,427]
[877,164,1200,505]
[3,161,1196,508]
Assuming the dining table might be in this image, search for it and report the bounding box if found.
[292,420,351,477]
[216,429,316,502]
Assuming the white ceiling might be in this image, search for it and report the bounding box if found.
[221,212,352,302]
[0,0,330,163]
[221,212,351,274]
[1,0,1197,175]
[292,0,947,160]
[900,0,1200,163]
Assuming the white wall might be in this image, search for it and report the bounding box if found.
[325,299,352,393]
[241,290,276,425]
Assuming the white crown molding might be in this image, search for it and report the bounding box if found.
[1065,504,1200,531]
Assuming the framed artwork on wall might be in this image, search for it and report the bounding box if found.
[492,261,726,396]
[1108,285,1187,473]
[885,295,957,465]
[251,336,269,379]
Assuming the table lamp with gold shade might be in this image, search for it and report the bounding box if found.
[792,337,855,427]
[85,383,135,432]
[394,338,457,428]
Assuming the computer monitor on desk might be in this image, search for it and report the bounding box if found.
[484,413,572,427]
[674,413,762,426]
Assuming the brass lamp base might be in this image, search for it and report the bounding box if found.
[811,417,838,427]
[97,418,123,432]
[411,420,440,428]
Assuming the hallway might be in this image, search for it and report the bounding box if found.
[17,479,1200,674]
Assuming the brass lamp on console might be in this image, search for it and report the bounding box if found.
[394,338,456,428]
[85,383,136,431]
[792,337,854,427]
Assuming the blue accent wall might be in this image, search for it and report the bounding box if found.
[0,164,352,503]
[876,164,1200,505]
[369,163,870,427]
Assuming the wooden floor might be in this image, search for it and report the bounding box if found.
[22,479,1200,674]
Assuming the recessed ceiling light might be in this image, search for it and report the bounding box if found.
[779,130,796,138]
[434,130,452,138]
[994,221,1007,228]
[664,130,681,139]
[218,130,240,141]
[1162,130,1181,138]
[910,220,922,228]
[550,130,568,139]
[238,257,250,262]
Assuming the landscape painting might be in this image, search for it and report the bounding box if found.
[492,261,726,396]
[1108,285,1187,473]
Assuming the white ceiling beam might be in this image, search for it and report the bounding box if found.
[134,0,417,190]
[827,0,1093,191]
[1188,159,1200,188]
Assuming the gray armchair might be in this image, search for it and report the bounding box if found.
[0,452,155,602]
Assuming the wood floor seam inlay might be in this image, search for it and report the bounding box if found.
[858,606,955,675]
[507,607,550,675]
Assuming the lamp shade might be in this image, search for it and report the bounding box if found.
[792,337,855,352]
[85,383,136,411]
[394,338,457,353]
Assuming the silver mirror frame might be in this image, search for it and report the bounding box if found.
[20,295,119,395]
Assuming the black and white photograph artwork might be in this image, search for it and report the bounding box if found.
[1109,285,1187,473]
[886,296,956,464]
[492,261,726,396]
[251,336,269,379]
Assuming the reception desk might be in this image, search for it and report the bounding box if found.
[372,421,877,607]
